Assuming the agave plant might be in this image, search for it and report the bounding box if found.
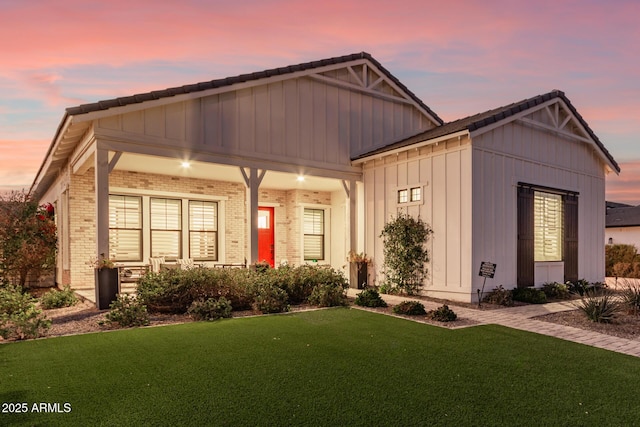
[619,280,640,315]
[576,290,620,323]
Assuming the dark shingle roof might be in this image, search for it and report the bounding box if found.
[606,204,640,227]
[354,90,620,173]
[65,52,443,125]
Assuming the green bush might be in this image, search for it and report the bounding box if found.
[541,282,570,300]
[619,280,640,315]
[137,268,254,313]
[354,288,388,308]
[605,244,640,277]
[40,285,79,309]
[0,285,51,340]
[483,285,514,306]
[427,305,457,322]
[380,213,433,295]
[187,297,232,321]
[577,290,620,323]
[392,300,426,316]
[252,284,289,314]
[106,294,149,327]
[566,279,606,296]
[308,282,348,307]
[512,287,547,304]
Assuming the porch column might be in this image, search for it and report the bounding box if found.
[95,143,110,260]
[240,168,266,265]
[348,180,358,255]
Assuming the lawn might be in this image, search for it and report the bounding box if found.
[1,308,639,426]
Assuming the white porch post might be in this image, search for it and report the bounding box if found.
[348,180,358,254]
[241,168,266,265]
[95,143,110,260]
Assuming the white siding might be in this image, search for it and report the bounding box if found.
[95,76,434,175]
[471,119,607,295]
[363,138,473,300]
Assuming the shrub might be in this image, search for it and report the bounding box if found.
[427,305,457,322]
[482,285,513,306]
[354,288,388,308]
[252,284,289,314]
[566,279,606,296]
[576,290,620,323]
[106,294,149,327]
[187,297,232,321]
[380,213,433,295]
[619,280,640,315]
[512,287,547,304]
[308,283,348,307]
[40,285,79,309]
[541,282,570,300]
[392,300,426,316]
[0,285,51,340]
[605,244,640,277]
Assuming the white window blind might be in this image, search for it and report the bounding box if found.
[534,191,563,261]
[304,208,324,260]
[109,195,142,261]
[151,198,182,260]
[189,201,218,261]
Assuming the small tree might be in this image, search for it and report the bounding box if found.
[380,213,433,295]
[0,191,57,288]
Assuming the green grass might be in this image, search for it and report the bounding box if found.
[1,308,639,426]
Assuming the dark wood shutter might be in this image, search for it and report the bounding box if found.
[517,186,535,288]
[563,194,579,283]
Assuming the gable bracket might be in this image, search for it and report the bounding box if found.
[308,73,414,106]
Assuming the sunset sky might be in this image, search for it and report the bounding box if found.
[1,0,638,203]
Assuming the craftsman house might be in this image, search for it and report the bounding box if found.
[31,52,619,303]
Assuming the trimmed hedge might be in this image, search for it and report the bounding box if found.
[136,265,348,314]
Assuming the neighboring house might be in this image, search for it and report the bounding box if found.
[30,52,619,303]
[606,203,640,248]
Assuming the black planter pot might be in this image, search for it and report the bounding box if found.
[95,268,120,310]
[349,262,368,289]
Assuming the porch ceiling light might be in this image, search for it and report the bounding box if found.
[181,161,191,169]
[297,175,305,182]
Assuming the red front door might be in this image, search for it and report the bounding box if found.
[258,207,275,267]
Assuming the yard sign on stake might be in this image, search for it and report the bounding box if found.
[477,262,496,307]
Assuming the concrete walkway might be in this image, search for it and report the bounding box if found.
[347,289,640,358]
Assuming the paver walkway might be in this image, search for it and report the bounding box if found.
[347,289,640,358]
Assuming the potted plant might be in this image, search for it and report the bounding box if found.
[90,253,120,310]
[348,251,370,289]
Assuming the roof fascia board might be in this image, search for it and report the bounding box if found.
[469,97,619,174]
[30,113,72,195]
[70,58,376,123]
[352,130,469,164]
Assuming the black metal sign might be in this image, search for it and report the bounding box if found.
[479,262,496,279]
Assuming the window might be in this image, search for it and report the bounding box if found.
[304,208,324,260]
[410,187,421,202]
[151,198,182,260]
[534,191,563,261]
[109,195,142,261]
[397,189,408,203]
[189,201,218,261]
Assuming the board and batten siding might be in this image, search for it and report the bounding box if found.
[471,119,606,293]
[94,76,434,175]
[363,137,473,300]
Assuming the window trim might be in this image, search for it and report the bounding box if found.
[108,188,227,265]
[109,194,143,262]
[300,204,330,263]
[395,185,425,207]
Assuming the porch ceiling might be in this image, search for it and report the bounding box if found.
[113,153,345,192]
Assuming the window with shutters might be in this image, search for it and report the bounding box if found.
[151,198,182,260]
[109,195,142,261]
[303,208,324,261]
[534,191,563,261]
[189,201,218,261]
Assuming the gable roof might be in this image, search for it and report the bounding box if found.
[66,52,443,124]
[31,52,443,197]
[354,90,620,173]
[606,204,640,227]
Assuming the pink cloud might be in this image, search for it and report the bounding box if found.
[607,161,640,205]
[0,140,50,187]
